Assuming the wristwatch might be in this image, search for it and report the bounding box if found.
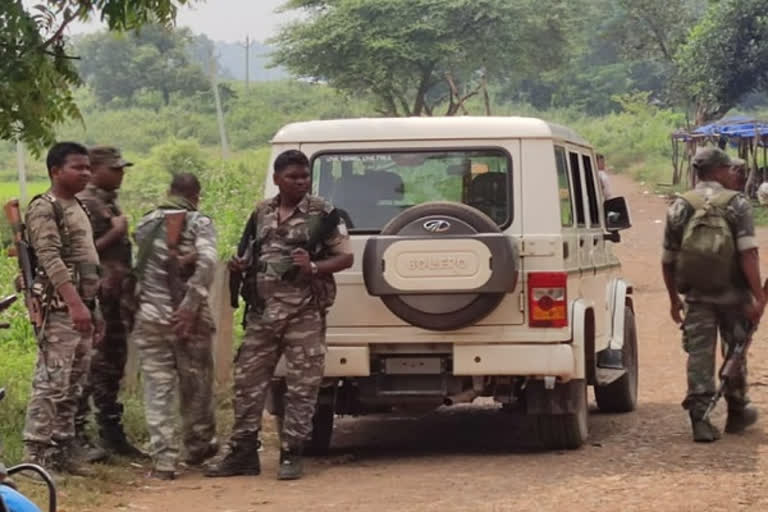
[310,262,319,275]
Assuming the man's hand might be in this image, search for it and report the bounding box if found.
[229,255,248,274]
[110,215,129,236]
[745,296,766,325]
[670,295,684,324]
[291,248,312,275]
[93,314,106,345]
[69,299,93,334]
[172,307,196,338]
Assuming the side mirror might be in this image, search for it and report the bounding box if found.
[604,196,632,232]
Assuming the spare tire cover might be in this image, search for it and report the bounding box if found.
[363,201,518,331]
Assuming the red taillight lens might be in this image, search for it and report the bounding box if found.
[528,272,568,328]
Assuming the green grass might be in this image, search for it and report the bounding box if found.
[0,181,48,204]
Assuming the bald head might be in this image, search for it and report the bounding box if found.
[169,172,201,206]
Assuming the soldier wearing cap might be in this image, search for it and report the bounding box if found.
[74,146,144,460]
[661,146,765,442]
[726,157,748,193]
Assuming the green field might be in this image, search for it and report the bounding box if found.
[0,181,49,204]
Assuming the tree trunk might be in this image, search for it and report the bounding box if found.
[412,65,435,116]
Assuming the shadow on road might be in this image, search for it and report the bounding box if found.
[314,401,767,477]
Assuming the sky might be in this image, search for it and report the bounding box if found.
[32,0,294,44]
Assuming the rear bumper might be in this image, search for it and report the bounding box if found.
[285,343,577,381]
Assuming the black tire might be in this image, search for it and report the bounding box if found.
[267,378,335,456]
[303,401,334,456]
[536,380,588,450]
[595,306,639,413]
[375,201,514,331]
[380,201,500,235]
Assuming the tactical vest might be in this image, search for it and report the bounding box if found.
[28,193,100,310]
[241,198,338,315]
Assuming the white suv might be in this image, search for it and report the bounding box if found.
[265,116,636,452]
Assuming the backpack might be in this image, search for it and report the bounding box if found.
[25,194,91,308]
[675,189,740,294]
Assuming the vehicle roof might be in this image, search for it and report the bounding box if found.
[271,116,589,146]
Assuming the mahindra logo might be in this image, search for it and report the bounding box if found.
[423,219,451,233]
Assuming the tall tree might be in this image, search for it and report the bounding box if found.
[677,0,768,123]
[76,25,209,106]
[270,0,567,117]
[0,0,194,152]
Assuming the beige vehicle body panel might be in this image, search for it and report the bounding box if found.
[265,117,631,384]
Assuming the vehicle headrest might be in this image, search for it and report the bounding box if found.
[469,173,506,203]
[368,170,405,201]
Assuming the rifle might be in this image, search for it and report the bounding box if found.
[701,278,768,422]
[229,212,258,309]
[165,211,187,309]
[3,200,42,333]
[281,209,341,282]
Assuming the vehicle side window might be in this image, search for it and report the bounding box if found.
[554,147,573,227]
[582,154,600,227]
[568,151,586,226]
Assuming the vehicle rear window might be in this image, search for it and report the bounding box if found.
[555,147,573,227]
[312,149,512,232]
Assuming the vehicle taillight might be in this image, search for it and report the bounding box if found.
[528,272,568,328]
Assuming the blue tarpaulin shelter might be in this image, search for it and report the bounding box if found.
[673,116,768,144]
[670,117,768,189]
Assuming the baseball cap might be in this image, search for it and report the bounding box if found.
[692,146,733,173]
[88,146,133,169]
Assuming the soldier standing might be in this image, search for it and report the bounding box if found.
[130,173,218,480]
[74,146,144,461]
[662,147,765,442]
[22,142,101,475]
[205,149,353,480]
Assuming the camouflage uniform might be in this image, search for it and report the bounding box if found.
[662,180,756,415]
[23,192,100,461]
[215,195,348,458]
[75,181,133,446]
[129,197,217,473]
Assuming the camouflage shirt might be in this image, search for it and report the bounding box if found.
[77,183,132,277]
[662,180,757,304]
[26,191,100,302]
[254,194,350,322]
[133,199,218,326]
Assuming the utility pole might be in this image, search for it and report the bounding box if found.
[208,48,230,159]
[238,35,256,90]
[16,139,27,204]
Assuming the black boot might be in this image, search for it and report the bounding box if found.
[71,430,108,463]
[186,440,220,467]
[99,422,147,459]
[204,440,261,477]
[23,441,54,469]
[277,444,304,481]
[725,404,759,434]
[52,440,96,477]
[689,411,721,443]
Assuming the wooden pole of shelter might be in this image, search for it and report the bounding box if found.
[209,261,234,390]
[671,136,680,186]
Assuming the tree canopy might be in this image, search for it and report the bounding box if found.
[271,0,568,116]
[75,25,209,106]
[677,0,768,123]
[0,0,194,153]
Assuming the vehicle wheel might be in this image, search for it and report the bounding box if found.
[536,380,588,450]
[303,398,335,456]
[595,306,638,413]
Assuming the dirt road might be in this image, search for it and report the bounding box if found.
[105,174,768,512]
